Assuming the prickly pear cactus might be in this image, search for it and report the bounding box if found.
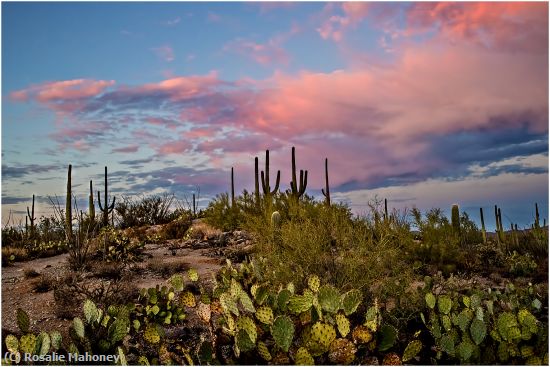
[73,317,85,339]
[19,334,37,354]
[256,305,274,325]
[180,291,196,308]
[257,341,272,361]
[271,315,294,353]
[382,352,402,365]
[318,285,341,314]
[437,295,452,315]
[144,324,160,344]
[50,331,62,350]
[470,318,487,345]
[328,338,357,364]
[5,335,19,353]
[220,292,240,316]
[342,289,362,316]
[236,316,257,344]
[307,275,320,293]
[197,302,211,324]
[402,340,423,362]
[288,293,314,314]
[294,347,314,365]
[83,299,99,324]
[188,268,199,282]
[308,322,336,355]
[35,331,51,356]
[17,308,30,333]
[335,313,350,337]
[352,325,373,344]
[170,274,184,291]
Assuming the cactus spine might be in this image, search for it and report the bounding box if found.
[451,204,460,235]
[98,166,116,227]
[26,194,36,238]
[289,146,307,201]
[254,157,260,208]
[66,164,73,242]
[321,158,330,206]
[480,207,487,244]
[260,150,280,199]
[88,180,95,222]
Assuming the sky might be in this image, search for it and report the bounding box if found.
[2,2,549,230]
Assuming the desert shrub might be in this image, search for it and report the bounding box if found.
[1,246,29,266]
[147,258,189,277]
[115,194,175,228]
[506,251,538,277]
[94,227,145,264]
[32,273,56,293]
[1,226,24,247]
[23,267,40,278]
[159,215,193,240]
[204,193,244,231]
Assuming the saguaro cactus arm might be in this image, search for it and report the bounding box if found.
[289,146,308,199]
[260,149,280,196]
[98,166,116,226]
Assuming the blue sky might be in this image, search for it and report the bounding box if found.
[2,2,548,230]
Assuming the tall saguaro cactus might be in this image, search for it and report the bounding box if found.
[289,146,308,201]
[260,149,280,199]
[66,164,73,241]
[89,180,95,222]
[535,203,540,230]
[321,158,330,206]
[26,194,36,238]
[479,207,487,244]
[231,167,236,209]
[254,157,260,208]
[451,204,460,235]
[98,166,116,227]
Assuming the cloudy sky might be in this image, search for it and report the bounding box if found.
[2,2,548,230]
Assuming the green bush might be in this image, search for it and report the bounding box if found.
[115,194,176,229]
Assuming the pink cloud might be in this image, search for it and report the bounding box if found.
[406,2,548,52]
[112,144,140,153]
[10,79,115,111]
[317,2,370,42]
[157,140,192,155]
[146,117,180,130]
[151,45,175,62]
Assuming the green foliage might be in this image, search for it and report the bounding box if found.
[159,214,192,240]
[135,284,186,326]
[115,194,175,229]
[507,251,538,276]
[99,227,145,263]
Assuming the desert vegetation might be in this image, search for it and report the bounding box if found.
[1,147,548,365]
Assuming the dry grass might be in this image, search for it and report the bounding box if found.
[147,258,189,277]
[23,267,40,278]
[32,273,56,293]
[2,247,29,266]
[189,221,222,240]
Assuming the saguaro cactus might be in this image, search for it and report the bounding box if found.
[451,204,460,235]
[260,149,280,198]
[66,164,73,241]
[231,167,236,209]
[289,147,307,201]
[535,203,540,230]
[494,205,500,246]
[98,166,116,227]
[384,198,389,222]
[321,158,330,206]
[26,195,36,238]
[89,180,95,222]
[254,157,260,208]
[479,207,487,244]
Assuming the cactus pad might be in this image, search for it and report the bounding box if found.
[236,316,257,344]
[295,347,314,365]
[342,289,362,316]
[181,291,196,308]
[379,324,397,351]
[72,317,85,339]
[17,308,30,333]
[425,293,436,309]
[211,300,223,315]
[497,312,520,341]
[308,322,336,355]
[220,293,240,316]
[188,268,199,282]
[402,340,422,362]
[144,325,160,344]
[256,306,274,325]
[239,292,256,313]
[108,318,128,343]
[19,334,37,354]
[352,325,373,344]
[318,285,341,313]
[197,302,211,323]
[335,313,350,337]
[83,299,98,324]
[5,335,19,353]
[49,331,62,350]
[35,331,51,356]
[170,274,184,291]
[257,341,272,361]
[235,329,255,353]
[328,338,357,364]
[470,318,487,345]
[288,293,314,314]
[437,295,452,315]
[271,316,294,353]
[382,352,402,365]
[308,275,320,293]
